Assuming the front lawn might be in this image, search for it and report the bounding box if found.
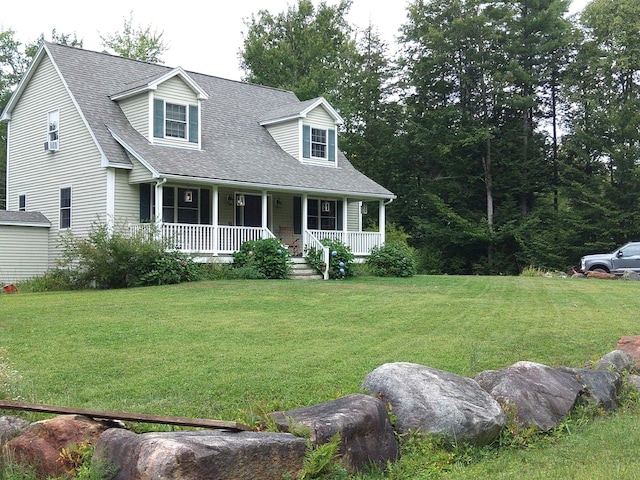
[1,275,639,478]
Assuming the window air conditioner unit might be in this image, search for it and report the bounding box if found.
[44,140,59,152]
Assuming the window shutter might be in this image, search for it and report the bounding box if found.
[337,200,343,230]
[139,184,152,222]
[153,99,164,138]
[302,125,311,158]
[294,196,302,234]
[188,104,198,143]
[328,129,336,161]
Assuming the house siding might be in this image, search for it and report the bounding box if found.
[347,200,359,231]
[118,95,149,137]
[7,54,107,268]
[265,120,298,159]
[114,168,140,222]
[0,224,49,283]
[306,106,337,130]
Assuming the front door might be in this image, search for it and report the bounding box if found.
[236,194,262,227]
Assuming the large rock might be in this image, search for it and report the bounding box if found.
[558,367,621,410]
[0,416,29,443]
[594,349,636,373]
[475,361,584,431]
[360,362,505,446]
[3,415,110,478]
[93,428,307,480]
[270,393,398,471]
[614,338,640,370]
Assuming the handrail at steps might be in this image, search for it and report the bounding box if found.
[303,231,330,280]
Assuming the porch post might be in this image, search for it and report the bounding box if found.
[261,190,268,230]
[302,194,308,234]
[212,185,219,255]
[154,180,165,224]
[379,199,386,246]
[342,196,348,232]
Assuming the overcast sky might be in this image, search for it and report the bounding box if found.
[3,0,591,81]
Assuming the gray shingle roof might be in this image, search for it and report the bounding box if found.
[0,211,50,226]
[45,42,394,199]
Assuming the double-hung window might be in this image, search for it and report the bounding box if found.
[165,103,187,139]
[60,187,71,229]
[18,195,26,211]
[46,110,59,151]
[311,128,327,158]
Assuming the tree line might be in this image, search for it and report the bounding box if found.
[2,0,639,274]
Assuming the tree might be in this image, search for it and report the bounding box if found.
[100,12,168,63]
[240,0,356,104]
[563,0,640,246]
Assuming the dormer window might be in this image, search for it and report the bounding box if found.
[303,125,336,162]
[153,99,199,144]
[311,128,327,158]
[165,103,187,138]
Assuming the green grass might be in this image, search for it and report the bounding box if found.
[2,275,640,478]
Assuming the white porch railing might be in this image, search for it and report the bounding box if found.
[128,223,274,254]
[307,230,383,256]
[128,224,381,258]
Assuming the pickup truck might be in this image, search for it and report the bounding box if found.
[579,242,640,274]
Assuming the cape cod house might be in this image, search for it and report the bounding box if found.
[0,42,394,283]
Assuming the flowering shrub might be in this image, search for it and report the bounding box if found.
[367,241,417,277]
[232,238,291,279]
[306,238,354,279]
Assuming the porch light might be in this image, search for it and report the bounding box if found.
[275,198,282,208]
[361,204,368,215]
[236,194,245,207]
[227,194,234,205]
[184,190,193,203]
[322,201,331,213]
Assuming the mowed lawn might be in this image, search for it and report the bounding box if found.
[2,275,640,478]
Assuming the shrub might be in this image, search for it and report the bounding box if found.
[56,222,196,289]
[306,239,354,279]
[232,238,291,279]
[367,241,418,277]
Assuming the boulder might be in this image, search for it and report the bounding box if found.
[0,416,29,443]
[614,338,640,371]
[558,367,621,410]
[360,362,505,446]
[475,361,584,431]
[621,270,640,281]
[270,393,398,471]
[93,428,307,480]
[3,415,110,478]
[595,349,636,373]
[627,374,640,391]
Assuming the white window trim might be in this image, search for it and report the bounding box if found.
[165,102,188,140]
[310,127,328,160]
[60,186,72,230]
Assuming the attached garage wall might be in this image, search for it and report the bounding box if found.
[0,224,50,283]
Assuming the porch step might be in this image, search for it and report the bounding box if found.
[289,257,323,280]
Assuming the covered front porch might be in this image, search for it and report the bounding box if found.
[130,182,390,270]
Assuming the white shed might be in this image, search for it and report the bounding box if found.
[0,211,50,284]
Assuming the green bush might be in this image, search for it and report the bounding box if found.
[56,222,196,289]
[232,238,291,279]
[367,241,418,277]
